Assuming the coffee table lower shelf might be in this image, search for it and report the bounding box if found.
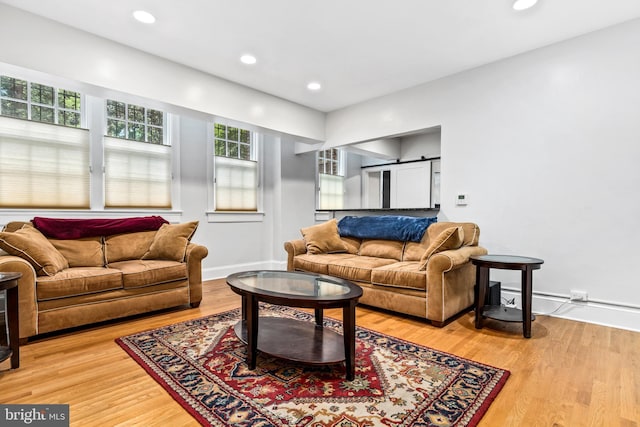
[234,317,346,365]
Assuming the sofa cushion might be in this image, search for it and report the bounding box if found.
[402,231,431,262]
[328,256,396,283]
[49,237,104,267]
[359,239,404,261]
[36,267,123,300]
[0,226,69,276]
[293,253,358,275]
[300,219,347,255]
[419,226,464,270]
[105,231,157,263]
[142,221,199,262]
[108,260,188,289]
[371,261,427,291]
[341,236,361,255]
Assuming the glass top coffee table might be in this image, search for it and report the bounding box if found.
[226,270,363,380]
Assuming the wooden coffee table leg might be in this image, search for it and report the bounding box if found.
[314,308,323,327]
[245,295,259,369]
[343,301,356,380]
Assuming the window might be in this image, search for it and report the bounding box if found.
[0,75,81,127]
[104,100,171,208]
[0,76,88,208]
[213,123,257,211]
[317,148,344,209]
[106,100,163,144]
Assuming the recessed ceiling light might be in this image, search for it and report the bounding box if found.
[133,10,156,24]
[240,54,257,65]
[307,82,322,91]
[513,0,538,11]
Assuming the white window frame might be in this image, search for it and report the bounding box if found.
[207,121,264,223]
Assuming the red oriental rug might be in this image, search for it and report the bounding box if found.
[116,305,509,426]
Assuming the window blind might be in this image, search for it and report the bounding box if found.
[0,116,90,208]
[215,156,257,211]
[319,173,344,209]
[104,136,171,208]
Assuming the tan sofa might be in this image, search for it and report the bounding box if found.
[285,219,487,326]
[0,220,208,341]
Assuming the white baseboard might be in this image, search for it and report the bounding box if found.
[501,289,640,333]
[202,260,287,281]
[200,266,640,333]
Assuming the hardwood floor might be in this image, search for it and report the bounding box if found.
[1,279,638,426]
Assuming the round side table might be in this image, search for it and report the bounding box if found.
[1,272,22,369]
[471,255,543,338]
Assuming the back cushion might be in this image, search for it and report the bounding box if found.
[49,237,104,267]
[359,239,404,261]
[105,230,156,264]
[340,236,361,255]
[402,232,432,261]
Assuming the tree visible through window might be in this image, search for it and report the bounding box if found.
[106,100,164,144]
[214,123,252,160]
[0,75,81,127]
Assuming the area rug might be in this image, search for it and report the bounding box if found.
[116,305,509,426]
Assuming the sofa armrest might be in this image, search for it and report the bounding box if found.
[284,239,307,271]
[0,255,38,339]
[426,245,489,274]
[425,245,488,325]
[185,243,208,306]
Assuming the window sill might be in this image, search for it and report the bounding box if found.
[206,211,265,223]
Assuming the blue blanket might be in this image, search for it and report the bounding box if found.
[337,215,437,242]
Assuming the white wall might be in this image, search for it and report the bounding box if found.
[400,132,441,160]
[278,139,317,242]
[326,19,640,330]
[0,4,325,142]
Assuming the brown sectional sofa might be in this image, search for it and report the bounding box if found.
[285,219,487,326]
[0,219,208,341]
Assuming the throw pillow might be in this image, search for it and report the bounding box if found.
[300,219,348,255]
[0,225,69,276]
[141,221,199,262]
[419,226,464,270]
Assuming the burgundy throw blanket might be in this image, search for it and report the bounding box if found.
[32,216,168,239]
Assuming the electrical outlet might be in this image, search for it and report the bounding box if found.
[570,290,588,301]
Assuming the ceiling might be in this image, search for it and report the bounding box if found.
[2,0,640,112]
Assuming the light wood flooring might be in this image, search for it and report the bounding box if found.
[1,279,638,426]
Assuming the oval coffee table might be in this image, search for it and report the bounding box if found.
[226,270,363,380]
